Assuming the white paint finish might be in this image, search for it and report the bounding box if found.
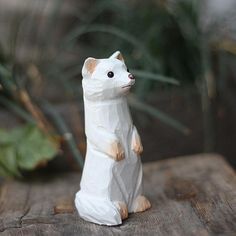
[75,51,149,225]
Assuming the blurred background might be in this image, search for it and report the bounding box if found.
[0,0,236,178]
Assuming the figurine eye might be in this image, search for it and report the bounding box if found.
[127,68,129,72]
[107,71,114,78]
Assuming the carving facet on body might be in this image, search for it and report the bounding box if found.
[75,51,151,226]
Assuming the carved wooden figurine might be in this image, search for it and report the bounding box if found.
[75,51,151,225]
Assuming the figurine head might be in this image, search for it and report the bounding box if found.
[82,51,135,101]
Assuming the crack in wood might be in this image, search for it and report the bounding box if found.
[19,207,31,227]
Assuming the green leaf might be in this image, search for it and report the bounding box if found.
[0,164,10,177]
[0,124,58,177]
[0,129,12,144]
[0,145,20,177]
[17,125,58,170]
[0,126,27,144]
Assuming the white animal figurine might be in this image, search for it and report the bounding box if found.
[75,51,151,226]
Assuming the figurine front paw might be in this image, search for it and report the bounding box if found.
[132,143,143,155]
[132,137,143,156]
[108,141,125,161]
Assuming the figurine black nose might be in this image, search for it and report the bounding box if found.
[128,73,135,80]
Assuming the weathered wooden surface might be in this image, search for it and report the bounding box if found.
[0,154,235,236]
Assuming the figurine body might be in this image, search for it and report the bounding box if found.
[75,51,151,225]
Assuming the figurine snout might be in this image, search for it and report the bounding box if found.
[128,73,135,80]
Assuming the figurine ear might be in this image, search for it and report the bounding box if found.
[109,51,124,62]
[82,57,98,77]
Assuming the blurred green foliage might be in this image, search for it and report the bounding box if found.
[69,0,200,82]
[0,124,58,177]
[0,62,84,176]
[1,0,231,176]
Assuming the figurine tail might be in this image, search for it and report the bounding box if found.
[75,191,122,226]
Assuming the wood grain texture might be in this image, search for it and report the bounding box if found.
[0,153,235,236]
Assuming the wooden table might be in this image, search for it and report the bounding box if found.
[0,154,235,236]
